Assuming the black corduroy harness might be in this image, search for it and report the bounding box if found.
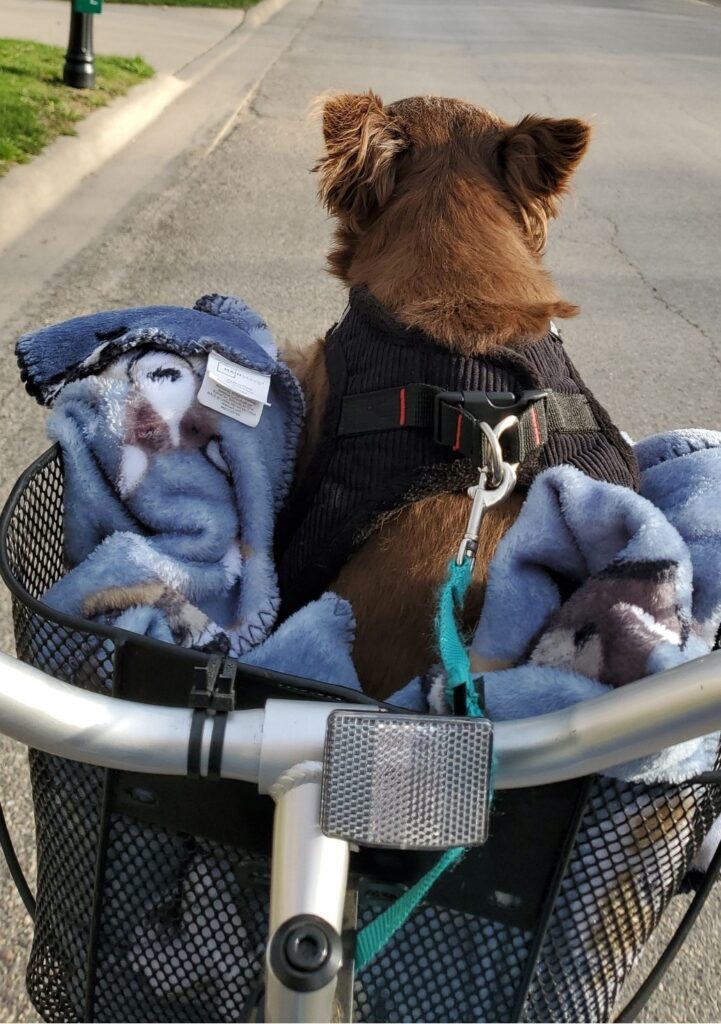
[275,288,639,616]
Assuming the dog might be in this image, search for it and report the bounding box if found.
[276,92,638,699]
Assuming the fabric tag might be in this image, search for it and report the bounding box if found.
[198,351,271,427]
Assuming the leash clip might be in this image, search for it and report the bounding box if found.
[479,415,518,487]
[456,416,518,567]
[456,463,516,566]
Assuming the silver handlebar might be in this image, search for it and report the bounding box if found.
[1,648,721,789]
[4,647,721,1024]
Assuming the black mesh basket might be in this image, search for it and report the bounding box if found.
[1,445,720,1024]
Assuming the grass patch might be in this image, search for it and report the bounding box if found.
[0,39,153,177]
[102,0,259,7]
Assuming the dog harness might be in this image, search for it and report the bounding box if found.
[275,287,639,615]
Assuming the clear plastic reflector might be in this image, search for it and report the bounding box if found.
[320,711,493,850]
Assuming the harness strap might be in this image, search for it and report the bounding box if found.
[337,384,598,470]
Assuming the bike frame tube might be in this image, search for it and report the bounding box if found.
[494,650,721,787]
[3,649,721,788]
[265,779,350,1023]
[255,699,365,793]
[0,651,264,779]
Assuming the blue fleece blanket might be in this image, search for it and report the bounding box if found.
[387,430,721,784]
[16,295,359,689]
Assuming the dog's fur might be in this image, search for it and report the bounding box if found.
[288,93,592,699]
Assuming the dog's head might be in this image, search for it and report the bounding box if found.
[315,93,592,347]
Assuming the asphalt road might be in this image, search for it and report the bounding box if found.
[1,0,720,1020]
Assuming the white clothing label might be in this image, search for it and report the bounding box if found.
[207,352,272,404]
[198,352,271,427]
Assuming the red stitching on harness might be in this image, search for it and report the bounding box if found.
[399,387,407,426]
[453,413,463,452]
[530,406,541,447]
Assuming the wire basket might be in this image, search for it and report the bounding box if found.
[1,445,720,1023]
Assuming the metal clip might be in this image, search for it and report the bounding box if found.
[479,414,519,487]
[456,463,516,566]
[455,414,519,566]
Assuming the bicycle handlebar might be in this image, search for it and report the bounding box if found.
[1,648,721,789]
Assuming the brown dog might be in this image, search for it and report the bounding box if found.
[278,92,636,700]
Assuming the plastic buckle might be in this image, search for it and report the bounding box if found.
[190,656,237,712]
[190,659,218,709]
[433,389,548,456]
[188,656,237,781]
[212,659,237,712]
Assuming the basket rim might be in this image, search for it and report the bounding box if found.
[0,443,385,708]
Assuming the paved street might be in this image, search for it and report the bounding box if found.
[0,0,720,1019]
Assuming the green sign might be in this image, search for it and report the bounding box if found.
[72,0,103,13]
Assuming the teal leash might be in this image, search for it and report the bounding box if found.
[355,846,466,971]
[354,554,485,972]
[436,557,482,716]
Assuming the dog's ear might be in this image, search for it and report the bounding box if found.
[497,115,591,203]
[493,116,591,250]
[315,92,408,230]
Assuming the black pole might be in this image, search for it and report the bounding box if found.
[63,8,95,89]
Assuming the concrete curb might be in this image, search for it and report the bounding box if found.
[174,0,293,85]
[0,0,295,254]
[0,74,187,253]
[246,0,295,27]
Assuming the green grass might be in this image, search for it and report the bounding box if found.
[0,39,153,177]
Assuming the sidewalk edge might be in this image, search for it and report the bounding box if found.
[0,74,187,253]
[0,0,296,254]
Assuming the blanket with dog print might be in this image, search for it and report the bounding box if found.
[16,295,359,688]
[389,428,721,784]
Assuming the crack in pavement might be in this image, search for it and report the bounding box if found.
[247,96,268,119]
[221,0,325,131]
[580,199,720,368]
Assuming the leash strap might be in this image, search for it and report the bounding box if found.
[436,556,482,715]
[354,556,485,971]
[337,384,597,470]
[355,846,466,971]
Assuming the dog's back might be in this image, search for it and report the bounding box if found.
[278,93,637,698]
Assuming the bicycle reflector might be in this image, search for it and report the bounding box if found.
[320,711,493,850]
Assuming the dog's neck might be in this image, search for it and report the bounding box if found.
[330,175,577,355]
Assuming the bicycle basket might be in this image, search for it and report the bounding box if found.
[1,445,720,1023]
